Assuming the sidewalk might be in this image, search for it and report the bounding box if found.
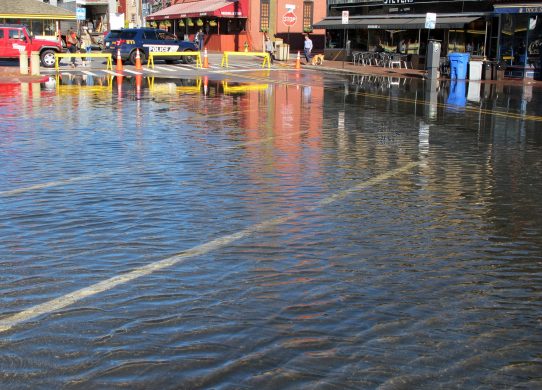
[290,57,542,88]
[1,55,541,88]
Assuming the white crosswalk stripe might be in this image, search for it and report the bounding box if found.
[81,70,100,76]
[123,69,143,75]
[102,70,124,77]
[153,66,177,72]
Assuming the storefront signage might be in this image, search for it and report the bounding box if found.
[368,25,381,29]
[221,11,243,16]
[383,0,414,4]
[495,6,542,14]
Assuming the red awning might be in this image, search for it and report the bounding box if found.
[147,0,247,21]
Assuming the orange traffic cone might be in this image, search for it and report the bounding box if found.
[295,51,301,69]
[135,74,142,99]
[203,75,208,95]
[116,48,123,72]
[135,48,142,70]
[203,48,209,68]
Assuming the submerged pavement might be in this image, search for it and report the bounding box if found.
[1,67,542,388]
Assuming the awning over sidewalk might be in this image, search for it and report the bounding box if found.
[147,0,247,21]
[494,3,542,14]
[314,14,484,30]
[0,0,75,20]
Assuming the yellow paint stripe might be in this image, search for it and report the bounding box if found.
[0,161,421,333]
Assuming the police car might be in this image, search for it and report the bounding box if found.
[104,28,198,65]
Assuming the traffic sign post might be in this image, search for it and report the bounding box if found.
[283,10,297,46]
[342,11,349,69]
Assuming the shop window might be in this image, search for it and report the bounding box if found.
[527,16,541,67]
[260,0,270,32]
[31,20,44,36]
[500,14,529,66]
[448,20,486,56]
[303,1,314,32]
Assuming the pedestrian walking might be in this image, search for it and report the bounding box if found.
[195,29,204,51]
[66,28,78,67]
[264,34,274,64]
[303,34,313,65]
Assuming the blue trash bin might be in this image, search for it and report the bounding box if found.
[446,80,466,108]
[448,52,470,79]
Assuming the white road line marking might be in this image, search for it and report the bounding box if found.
[81,70,99,77]
[142,67,159,73]
[153,66,177,72]
[102,70,124,77]
[123,69,143,75]
[0,161,421,333]
[1,129,301,196]
[0,171,119,197]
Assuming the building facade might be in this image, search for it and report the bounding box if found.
[315,0,542,78]
[145,0,327,52]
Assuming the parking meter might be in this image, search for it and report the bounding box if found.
[426,40,441,79]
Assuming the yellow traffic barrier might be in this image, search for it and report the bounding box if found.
[147,77,202,95]
[147,51,202,69]
[220,51,271,69]
[222,81,269,94]
[54,53,113,71]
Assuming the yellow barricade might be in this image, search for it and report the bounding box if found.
[55,53,113,71]
[220,51,271,69]
[148,51,202,69]
[222,81,269,94]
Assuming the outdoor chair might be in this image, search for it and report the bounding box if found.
[389,54,402,68]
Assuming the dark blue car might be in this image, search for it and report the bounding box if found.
[104,27,198,65]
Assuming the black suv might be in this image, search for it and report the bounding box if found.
[104,28,198,65]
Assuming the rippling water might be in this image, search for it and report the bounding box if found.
[1,73,541,389]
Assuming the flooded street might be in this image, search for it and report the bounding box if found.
[1,70,542,388]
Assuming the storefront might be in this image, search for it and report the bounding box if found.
[315,0,493,66]
[146,0,249,52]
[0,0,75,41]
[494,3,542,78]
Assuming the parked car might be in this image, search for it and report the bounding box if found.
[0,24,63,68]
[103,28,198,65]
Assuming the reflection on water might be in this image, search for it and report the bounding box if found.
[1,73,542,388]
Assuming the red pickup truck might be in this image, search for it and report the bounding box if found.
[0,24,63,68]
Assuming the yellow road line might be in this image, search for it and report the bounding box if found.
[0,160,421,333]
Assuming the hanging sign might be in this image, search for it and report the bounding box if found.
[342,10,349,25]
[76,7,86,21]
[425,12,436,29]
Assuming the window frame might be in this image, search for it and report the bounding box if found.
[260,0,270,32]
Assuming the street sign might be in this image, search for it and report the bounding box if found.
[285,4,296,11]
[342,10,349,25]
[425,12,436,29]
[76,7,86,21]
[283,11,297,27]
